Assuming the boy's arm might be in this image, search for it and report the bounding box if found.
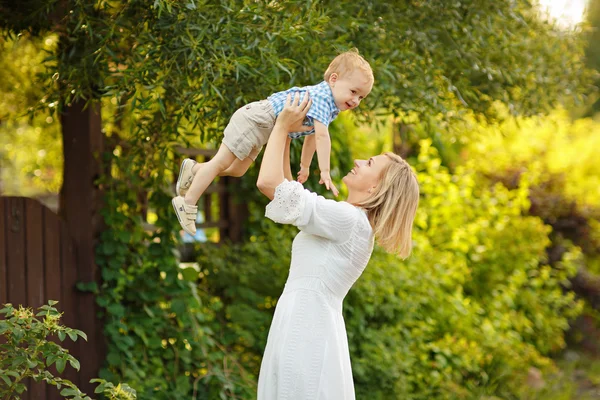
[283,136,293,181]
[314,121,339,196]
[297,134,316,183]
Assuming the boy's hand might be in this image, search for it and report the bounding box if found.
[319,171,339,197]
[297,165,310,184]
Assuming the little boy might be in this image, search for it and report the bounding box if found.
[173,49,374,235]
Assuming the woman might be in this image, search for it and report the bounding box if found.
[256,93,419,399]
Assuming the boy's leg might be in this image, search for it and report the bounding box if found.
[219,145,261,177]
[219,157,254,177]
[184,143,236,205]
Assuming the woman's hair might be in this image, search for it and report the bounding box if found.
[357,153,419,259]
[324,48,374,83]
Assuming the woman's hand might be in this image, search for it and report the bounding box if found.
[274,92,312,134]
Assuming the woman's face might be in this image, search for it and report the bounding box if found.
[342,154,391,194]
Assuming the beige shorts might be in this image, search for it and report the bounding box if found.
[222,100,276,161]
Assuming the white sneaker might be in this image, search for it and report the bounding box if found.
[176,158,197,197]
[172,196,197,235]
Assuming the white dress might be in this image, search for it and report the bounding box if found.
[257,180,375,400]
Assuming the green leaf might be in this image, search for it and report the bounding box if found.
[76,281,99,294]
[106,303,125,317]
[0,373,12,386]
[58,331,66,342]
[0,306,13,314]
[75,330,88,341]
[67,331,78,342]
[13,327,24,340]
[101,241,116,255]
[181,267,199,282]
[11,356,25,368]
[94,382,107,393]
[143,305,155,318]
[46,354,58,367]
[48,300,59,306]
[60,387,78,396]
[68,357,80,371]
[56,358,66,373]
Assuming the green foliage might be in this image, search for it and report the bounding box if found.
[90,380,137,400]
[461,108,600,208]
[0,301,135,400]
[455,107,600,280]
[194,222,297,368]
[3,0,593,127]
[346,142,581,398]
[584,0,600,115]
[519,351,600,400]
[586,0,600,72]
[95,177,257,399]
[324,0,593,119]
[0,35,62,196]
[0,0,60,35]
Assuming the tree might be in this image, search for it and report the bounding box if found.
[584,0,600,115]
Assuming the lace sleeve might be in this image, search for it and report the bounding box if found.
[265,179,367,242]
[265,180,307,225]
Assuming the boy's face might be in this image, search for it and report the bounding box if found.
[328,69,373,111]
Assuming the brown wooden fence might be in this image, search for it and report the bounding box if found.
[0,196,102,400]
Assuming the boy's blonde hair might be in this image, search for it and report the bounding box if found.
[324,48,374,83]
[357,153,419,259]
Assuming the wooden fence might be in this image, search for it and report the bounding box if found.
[0,196,102,400]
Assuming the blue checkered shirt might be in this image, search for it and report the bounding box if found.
[268,81,340,139]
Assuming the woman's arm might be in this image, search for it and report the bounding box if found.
[257,93,312,200]
[283,136,293,181]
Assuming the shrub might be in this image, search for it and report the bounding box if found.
[0,301,136,400]
[96,189,257,400]
[347,141,582,399]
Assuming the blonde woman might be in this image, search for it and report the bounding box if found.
[256,93,420,400]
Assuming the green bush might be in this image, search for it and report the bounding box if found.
[194,222,297,375]
[0,301,135,400]
[347,141,582,399]
[96,188,258,400]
